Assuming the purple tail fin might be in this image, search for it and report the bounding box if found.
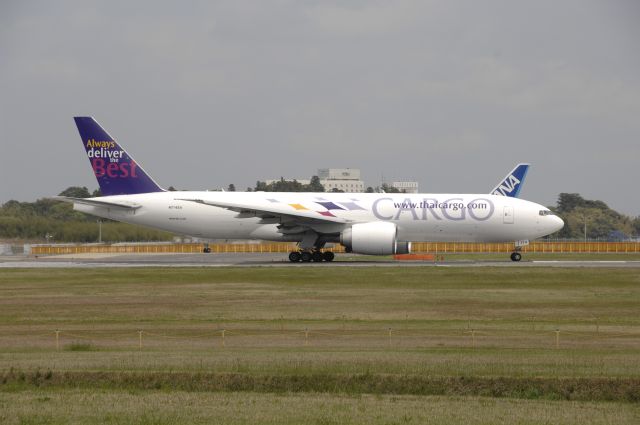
[74,117,164,196]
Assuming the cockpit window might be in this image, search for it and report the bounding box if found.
[539,210,554,216]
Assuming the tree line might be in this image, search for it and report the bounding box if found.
[0,187,173,243]
[551,193,639,240]
[170,176,405,194]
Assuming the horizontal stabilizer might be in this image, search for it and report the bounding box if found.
[51,196,141,210]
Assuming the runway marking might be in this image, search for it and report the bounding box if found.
[2,255,640,269]
[533,260,631,263]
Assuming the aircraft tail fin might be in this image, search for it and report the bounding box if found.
[490,163,530,197]
[73,117,164,196]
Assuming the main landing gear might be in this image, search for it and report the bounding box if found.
[203,243,211,253]
[510,252,522,262]
[289,231,337,263]
[289,250,335,263]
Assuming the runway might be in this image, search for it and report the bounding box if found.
[1,253,639,268]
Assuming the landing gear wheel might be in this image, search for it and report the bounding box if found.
[510,252,522,262]
[289,251,301,262]
[311,251,323,262]
[300,251,313,262]
[203,247,211,253]
[322,251,335,262]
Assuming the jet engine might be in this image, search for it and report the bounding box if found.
[340,222,411,255]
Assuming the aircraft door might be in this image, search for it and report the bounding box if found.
[503,206,514,224]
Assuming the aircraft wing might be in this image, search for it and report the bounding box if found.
[177,198,350,225]
[51,196,141,210]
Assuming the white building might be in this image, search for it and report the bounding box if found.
[318,168,364,192]
[265,168,365,192]
[392,181,419,194]
[318,168,360,180]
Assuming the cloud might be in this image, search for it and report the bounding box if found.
[0,0,639,215]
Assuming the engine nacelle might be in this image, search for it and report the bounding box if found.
[340,222,411,255]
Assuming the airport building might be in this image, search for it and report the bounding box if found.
[392,181,419,194]
[265,168,365,192]
[264,169,418,193]
[318,168,365,192]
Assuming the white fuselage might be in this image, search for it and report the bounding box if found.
[74,191,564,243]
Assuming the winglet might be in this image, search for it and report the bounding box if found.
[74,117,164,196]
[490,163,530,197]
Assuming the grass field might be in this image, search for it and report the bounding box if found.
[0,267,639,424]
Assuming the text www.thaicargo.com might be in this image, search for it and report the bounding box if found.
[393,201,489,211]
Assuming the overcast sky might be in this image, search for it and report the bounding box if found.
[1,0,639,215]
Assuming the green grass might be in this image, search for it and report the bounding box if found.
[1,368,638,402]
[1,390,637,425]
[0,267,639,423]
[63,342,95,352]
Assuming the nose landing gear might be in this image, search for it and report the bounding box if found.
[510,239,528,262]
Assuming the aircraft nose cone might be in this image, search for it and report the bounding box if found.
[552,215,564,233]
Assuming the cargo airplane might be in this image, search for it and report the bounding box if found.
[57,117,563,262]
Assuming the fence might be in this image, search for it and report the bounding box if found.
[30,242,311,255]
[29,241,640,255]
[411,241,640,253]
[4,324,638,351]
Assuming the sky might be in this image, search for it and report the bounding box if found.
[1,0,639,216]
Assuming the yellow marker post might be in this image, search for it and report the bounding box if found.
[221,329,226,347]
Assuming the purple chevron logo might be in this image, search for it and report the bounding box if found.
[340,201,366,211]
[315,201,344,210]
